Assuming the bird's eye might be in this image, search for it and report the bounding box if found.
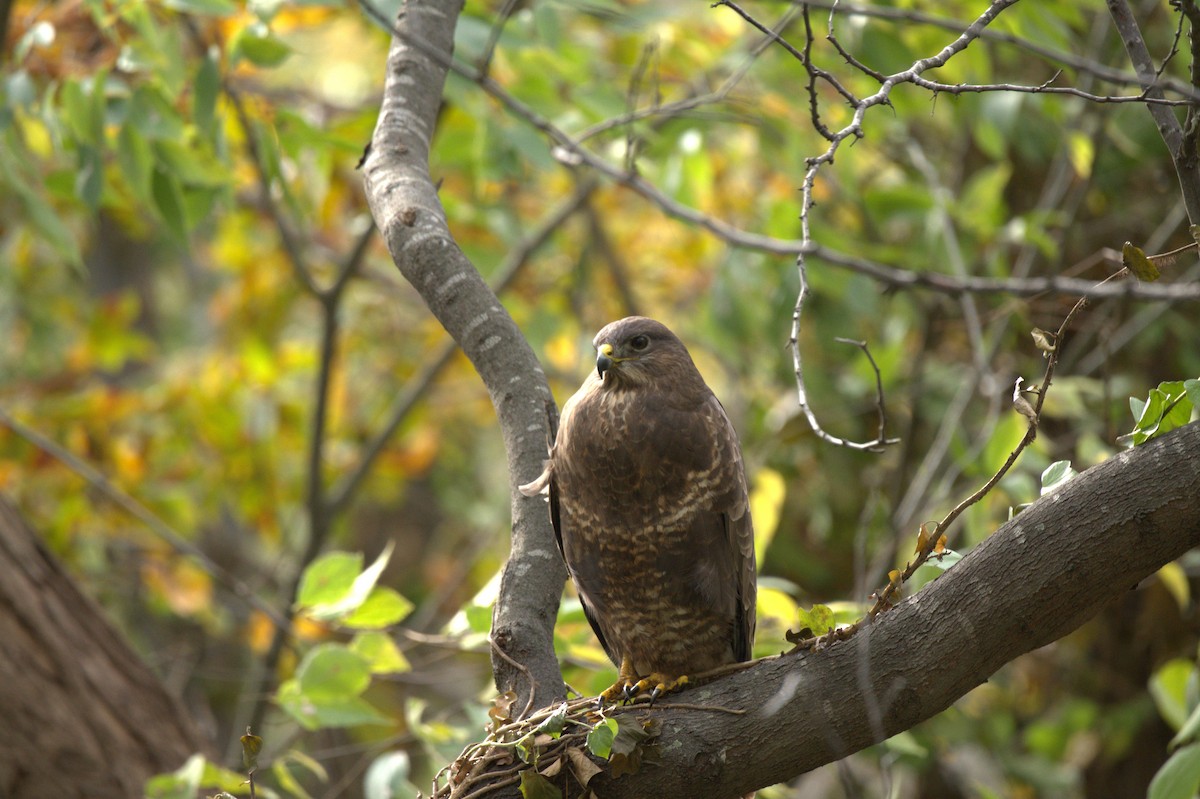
[629,335,650,351]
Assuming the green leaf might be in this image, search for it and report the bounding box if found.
[919,549,962,573]
[519,770,560,799]
[364,752,419,799]
[341,586,414,629]
[1151,658,1195,731]
[151,165,188,240]
[271,750,328,799]
[231,23,293,68]
[193,52,221,141]
[161,0,238,15]
[1150,743,1200,799]
[1040,460,1077,495]
[1126,381,1194,446]
[152,138,230,188]
[127,84,187,140]
[1186,379,1200,410]
[465,603,493,633]
[296,551,363,609]
[117,123,153,202]
[795,603,836,637]
[144,754,246,799]
[75,145,104,209]
[1172,702,1200,752]
[61,79,97,143]
[586,718,617,759]
[534,703,569,738]
[277,678,391,731]
[296,643,372,700]
[0,144,82,266]
[350,631,411,674]
[299,544,395,621]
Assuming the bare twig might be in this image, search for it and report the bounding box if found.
[489,635,537,722]
[807,0,1200,101]
[476,0,522,78]
[833,338,894,448]
[790,260,899,451]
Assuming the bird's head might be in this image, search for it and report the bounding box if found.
[590,316,699,389]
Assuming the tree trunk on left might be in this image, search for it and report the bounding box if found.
[0,495,211,797]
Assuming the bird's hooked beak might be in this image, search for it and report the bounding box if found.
[596,342,617,379]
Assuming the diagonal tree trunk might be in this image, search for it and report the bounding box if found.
[0,496,212,798]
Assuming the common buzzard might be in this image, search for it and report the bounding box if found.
[522,316,756,702]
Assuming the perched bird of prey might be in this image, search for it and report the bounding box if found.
[521,316,756,702]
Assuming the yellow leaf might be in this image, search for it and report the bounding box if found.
[142,556,212,616]
[244,611,275,653]
[914,526,929,555]
[750,468,786,565]
[1158,561,1190,610]
[545,333,579,373]
[757,586,800,629]
[241,728,263,771]
[112,436,145,482]
[293,614,332,641]
[1122,241,1160,281]
[1067,131,1094,178]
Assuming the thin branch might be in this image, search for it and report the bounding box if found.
[790,260,898,451]
[833,338,893,448]
[807,0,1200,101]
[909,72,1192,104]
[476,0,522,79]
[1108,0,1200,224]
[489,636,537,722]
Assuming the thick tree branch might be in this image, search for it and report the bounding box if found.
[360,0,566,711]
[475,421,1200,797]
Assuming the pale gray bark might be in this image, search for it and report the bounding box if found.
[360,0,567,711]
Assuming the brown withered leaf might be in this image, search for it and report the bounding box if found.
[488,690,518,731]
[566,747,603,787]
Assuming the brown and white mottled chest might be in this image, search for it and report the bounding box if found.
[553,383,739,537]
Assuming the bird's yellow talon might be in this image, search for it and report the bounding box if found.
[598,671,689,705]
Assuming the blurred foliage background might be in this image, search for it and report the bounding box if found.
[2,0,1200,796]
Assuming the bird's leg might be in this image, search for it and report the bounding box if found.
[598,657,642,706]
[635,673,689,706]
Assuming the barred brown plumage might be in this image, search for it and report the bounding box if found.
[521,317,756,703]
